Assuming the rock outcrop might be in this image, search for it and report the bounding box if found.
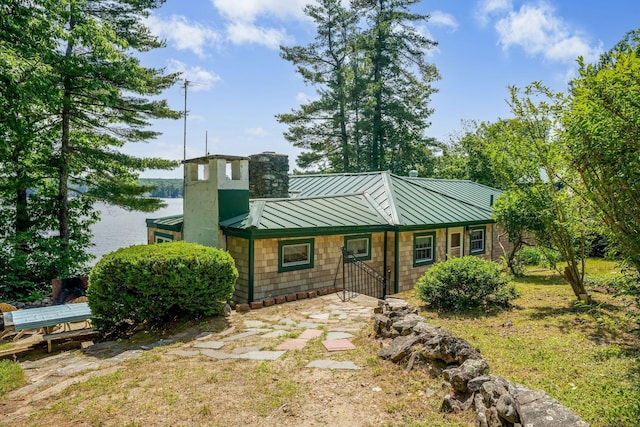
[375,297,589,427]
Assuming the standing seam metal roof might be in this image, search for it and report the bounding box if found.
[220,193,390,229]
[220,171,500,230]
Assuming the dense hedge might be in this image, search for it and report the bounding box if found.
[87,242,237,335]
[415,256,519,311]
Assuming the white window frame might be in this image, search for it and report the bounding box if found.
[279,239,315,272]
[282,243,311,267]
[346,237,369,258]
[414,234,435,264]
[154,234,173,243]
[470,228,485,254]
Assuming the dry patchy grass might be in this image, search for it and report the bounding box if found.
[404,259,640,427]
[3,259,639,426]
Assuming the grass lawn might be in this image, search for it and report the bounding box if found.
[0,360,25,397]
[403,258,640,426]
[2,259,638,426]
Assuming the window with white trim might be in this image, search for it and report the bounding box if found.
[414,233,435,265]
[154,232,174,243]
[344,234,371,262]
[279,239,314,272]
[470,228,485,254]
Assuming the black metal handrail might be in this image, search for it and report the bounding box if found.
[340,247,387,301]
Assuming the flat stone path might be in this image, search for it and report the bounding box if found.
[167,293,378,364]
[4,293,379,422]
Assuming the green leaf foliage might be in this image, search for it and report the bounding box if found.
[433,120,502,188]
[0,0,180,295]
[277,0,439,174]
[415,256,518,311]
[566,29,640,277]
[87,242,238,337]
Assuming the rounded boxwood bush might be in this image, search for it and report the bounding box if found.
[87,242,238,336]
[415,256,519,311]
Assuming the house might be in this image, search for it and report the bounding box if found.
[146,153,510,304]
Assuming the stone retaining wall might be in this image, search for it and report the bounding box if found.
[374,298,589,427]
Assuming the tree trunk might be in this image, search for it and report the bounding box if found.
[563,265,591,303]
[57,10,76,269]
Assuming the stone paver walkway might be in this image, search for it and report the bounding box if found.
[163,293,378,364]
[4,293,379,422]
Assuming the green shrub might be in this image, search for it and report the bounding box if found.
[0,360,25,396]
[87,242,237,336]
[415,256,519,311]
[584,274,627,293]
[513,246,562,269]
[516,246,543,266]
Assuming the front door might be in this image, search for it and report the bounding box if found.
[448,227,464,258]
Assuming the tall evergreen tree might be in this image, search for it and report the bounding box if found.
[0,0,180,297]
[278,0,439,174]
[0,0,65,295]
[276,0,359,172]
[51,0,180,264]
[353,0,439,173]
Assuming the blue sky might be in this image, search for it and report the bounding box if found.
[131,0,640,178]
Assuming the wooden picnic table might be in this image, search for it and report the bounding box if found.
[2,302,94,351]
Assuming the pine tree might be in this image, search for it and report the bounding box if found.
[354,0,440,173]
[278,0,439,174]
[0,0,181,296]
[276,0,360,172]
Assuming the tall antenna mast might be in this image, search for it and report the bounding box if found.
[182,79,189,161]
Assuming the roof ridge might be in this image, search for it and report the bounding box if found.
[289,170,386,179]
[381,171,400,225]
[391,174,494,212]
[253,192,367,203]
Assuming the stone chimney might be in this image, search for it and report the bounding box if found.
[249,152,289,199]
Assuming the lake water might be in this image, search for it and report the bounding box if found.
[89,198,183,263]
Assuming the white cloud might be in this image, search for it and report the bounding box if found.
[429,11,458,31]
[494,2,601,63]
[145,15,220,58]
[211,0,309,49]
[211,0,309,22]
[477,0,513,25]
[167,60,221,92]
[245,127,271,137]
[226,21,291,48]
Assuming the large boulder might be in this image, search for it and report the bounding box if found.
[442,358,490,393]
[515,389,589,427]
[421,334,482,364]
[392,313,426,336]
[378,334,425,363]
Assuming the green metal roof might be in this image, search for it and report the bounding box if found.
[145,214,184,232]
[403,177,501,210]
[147,171,501,235]
[220,193,390,230]
[389,176,494,227]
[285,171,500,228]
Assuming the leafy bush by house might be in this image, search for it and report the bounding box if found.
[415,256,519,311]
[87,242,237,336]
